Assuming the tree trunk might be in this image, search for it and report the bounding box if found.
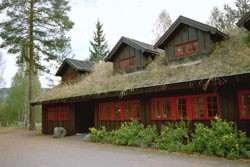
[29,0,35,130]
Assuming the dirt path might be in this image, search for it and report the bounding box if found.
[0,129,249,167]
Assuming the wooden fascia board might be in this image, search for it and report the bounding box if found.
[154,16,226,49]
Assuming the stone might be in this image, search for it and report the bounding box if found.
[83,133,91,142]
[53,127,67,138]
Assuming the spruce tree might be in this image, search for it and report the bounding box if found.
[89,19,109,62]
[0,0,74,130]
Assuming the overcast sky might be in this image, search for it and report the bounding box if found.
[1,0,236,88]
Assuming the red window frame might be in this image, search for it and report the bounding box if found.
[151,98,176,120]
[176,96,192,120]
[176,41,198,57]
[98,100,141,121]
[238,90,250,119]
[63,73,74,83]
[150,93,220,121]
[120,57,135,70]
[192,93,220,120]
[46,106,70,121]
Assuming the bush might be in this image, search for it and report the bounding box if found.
[89,118,248,159]
[138,124,158,148]
[190,117,248,159]
[156,121,190,152]
[111,119,144,146]
[89,126,110,143]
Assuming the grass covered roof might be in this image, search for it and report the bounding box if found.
[33,29,250,105]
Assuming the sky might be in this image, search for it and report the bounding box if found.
[1,0,236,88]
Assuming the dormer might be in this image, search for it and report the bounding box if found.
[154,16,227,63]
[237,11,250,31]
[105,37,159,74]
[56,58,94,83]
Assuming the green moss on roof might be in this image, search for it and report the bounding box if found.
[34,29,250,104]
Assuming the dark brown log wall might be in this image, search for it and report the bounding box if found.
[42,104,75,136]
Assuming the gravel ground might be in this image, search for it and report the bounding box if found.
[0,128,250,167]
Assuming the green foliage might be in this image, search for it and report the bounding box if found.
[156,121,190,152]
[190,117,248,159]
[111,120,144,146]
[139,125,158,148]
[2,65,41,127]
[209,0,250,31]
[89,127,110,143]
[0,0,74,69]
[89,19,109,62]
[89,118,248,159]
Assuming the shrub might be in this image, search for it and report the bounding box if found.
[191,117,248,159]
[89,126,110,143]
[156,121,190,152]
[111,119,144,146]
[138,124,158,148]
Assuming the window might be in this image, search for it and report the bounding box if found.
[177,97,187,118]
[193,93,219,119]
[238,90,250,119]
[120,57,135,70]
[46,106,70,121]
[176,41,198,57]
[63,73,74,83]
[151,98,173,120]
[150,93,219,121]
[98,100,141,121]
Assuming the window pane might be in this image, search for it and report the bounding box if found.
[194,97,204,117]
[133,101,140,119]
[241,93,250,117]
[207,96,218,117]
[177,98,187,118]
[106,103,112,119]
[155,100,161,118]
[124,102,131,120]
[115,102,122,119]
[163,99,171,118]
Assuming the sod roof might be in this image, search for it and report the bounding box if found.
[32,29,250,105]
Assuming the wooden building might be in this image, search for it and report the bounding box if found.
[237,11,250,30]
[32,15,250,136]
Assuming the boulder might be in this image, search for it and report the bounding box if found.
[83,133,91,142]
[53,127,67,138]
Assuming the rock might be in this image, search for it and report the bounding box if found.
[53,127,67,138]
[83,133,91,142]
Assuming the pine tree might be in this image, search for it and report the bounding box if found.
[0,0,74,130]
[89,19,109,62]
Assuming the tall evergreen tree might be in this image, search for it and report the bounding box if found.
[0,0,74,130]
[209,0,250,31]
[89,19,109,62]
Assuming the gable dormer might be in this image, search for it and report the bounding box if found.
[56,58,94,83]
[105,37,159,74]
[237,11,250,31]
[154,16,227,63]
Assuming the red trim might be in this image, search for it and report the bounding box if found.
[120,57,135,70]
[63,73,74,83]
[176,41,198,57]
[192,93,219,120]
[46,106,70,121]
[98,100,141,121]
[150,93,220,121]
[238,90,250,119]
